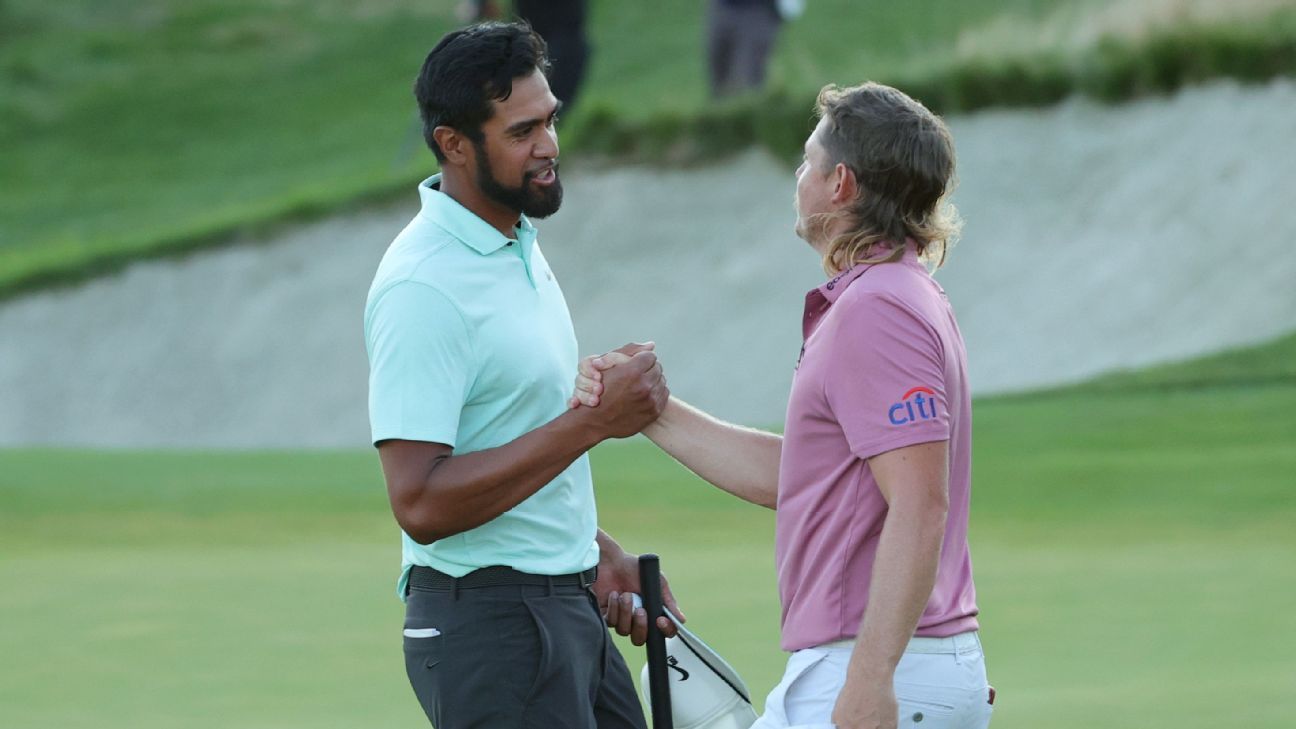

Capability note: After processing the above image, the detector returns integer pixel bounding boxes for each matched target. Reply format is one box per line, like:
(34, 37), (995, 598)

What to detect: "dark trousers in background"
(707, 0), (782, 98)
(403, 571), (646, 729)
(516, 0), (590, 109)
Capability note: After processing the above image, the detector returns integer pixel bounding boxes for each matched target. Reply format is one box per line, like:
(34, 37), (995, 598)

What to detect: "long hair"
(809, 83), (962, 275)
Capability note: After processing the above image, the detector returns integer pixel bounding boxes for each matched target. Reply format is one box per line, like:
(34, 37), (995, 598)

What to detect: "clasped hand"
(574, 342), (681, 644)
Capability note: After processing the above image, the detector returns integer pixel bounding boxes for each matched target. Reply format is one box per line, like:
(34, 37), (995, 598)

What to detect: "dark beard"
(474, 144), (563, 219)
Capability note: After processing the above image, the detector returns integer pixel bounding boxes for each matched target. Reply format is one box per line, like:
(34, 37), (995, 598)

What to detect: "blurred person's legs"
(707, 0), (739, 97)
(516, 0), (590, 109)
(731, 5), (779, 91)
(707, 0), (781, 98)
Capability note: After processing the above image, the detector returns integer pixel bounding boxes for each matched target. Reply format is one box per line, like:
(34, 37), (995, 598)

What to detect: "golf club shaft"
(639, 554), (673, 729)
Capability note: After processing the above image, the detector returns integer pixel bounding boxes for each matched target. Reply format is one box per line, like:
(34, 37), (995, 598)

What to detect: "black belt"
(408, 565), (598, 591)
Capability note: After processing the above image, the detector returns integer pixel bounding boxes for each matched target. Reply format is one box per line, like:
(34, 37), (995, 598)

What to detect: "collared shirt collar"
(817, 243), (920, 303)
(801, 242), (920, 340)
(417, 174), (538, 259)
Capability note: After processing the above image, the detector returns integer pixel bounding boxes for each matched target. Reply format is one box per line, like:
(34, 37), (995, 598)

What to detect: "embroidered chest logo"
(888, 386), (938, 425)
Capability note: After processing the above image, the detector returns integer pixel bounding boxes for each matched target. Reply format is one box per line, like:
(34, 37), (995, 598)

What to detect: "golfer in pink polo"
(577, 81), (992, 729)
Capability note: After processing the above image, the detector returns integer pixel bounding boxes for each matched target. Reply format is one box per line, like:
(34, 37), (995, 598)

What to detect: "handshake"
(566, 342), (669, 440)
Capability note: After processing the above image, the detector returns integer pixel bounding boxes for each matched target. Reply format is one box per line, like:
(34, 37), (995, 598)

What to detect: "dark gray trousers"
(706, 0), (782, 98)
(403, 580), (647, 729)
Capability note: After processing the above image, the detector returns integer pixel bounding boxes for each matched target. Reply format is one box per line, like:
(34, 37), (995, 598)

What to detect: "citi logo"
(888, 386), (938, 425)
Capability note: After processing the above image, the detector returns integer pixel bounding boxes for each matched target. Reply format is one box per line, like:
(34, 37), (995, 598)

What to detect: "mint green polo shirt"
(364, 174), (598, 600)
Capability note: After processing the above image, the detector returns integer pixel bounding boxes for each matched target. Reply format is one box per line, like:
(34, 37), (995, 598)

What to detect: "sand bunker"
(2, 79), (1293, 447)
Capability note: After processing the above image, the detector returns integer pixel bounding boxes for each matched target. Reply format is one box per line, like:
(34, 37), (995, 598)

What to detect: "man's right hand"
(568, 342), (653, 410)
(571, 344), (667, 440)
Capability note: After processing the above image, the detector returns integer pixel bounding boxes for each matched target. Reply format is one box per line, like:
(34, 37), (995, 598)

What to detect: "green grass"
(0, 0), (439, 297)
(3, 332), (1296, 728)
(4, 0), (1295, 297)
(578, 0), (1098, 121)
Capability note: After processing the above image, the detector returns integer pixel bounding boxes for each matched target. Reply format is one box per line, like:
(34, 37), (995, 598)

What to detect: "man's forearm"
(643, 396), (781, 508)
(846, 502), (947, 681)
(395, 409), (602, 543)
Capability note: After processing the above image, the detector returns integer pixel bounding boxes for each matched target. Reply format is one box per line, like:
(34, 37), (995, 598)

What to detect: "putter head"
(639, 610), (758, 729)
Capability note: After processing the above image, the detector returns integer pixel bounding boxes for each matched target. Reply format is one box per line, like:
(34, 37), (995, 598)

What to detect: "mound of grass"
(0, 0), (442, 301)
(576, 5), (1296, 164)
(2, 0), (1293, 299)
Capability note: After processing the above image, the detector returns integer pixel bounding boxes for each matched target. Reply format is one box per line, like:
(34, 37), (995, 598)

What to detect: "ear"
(433, 126), (471, 167)
(831, 163), (858, 206)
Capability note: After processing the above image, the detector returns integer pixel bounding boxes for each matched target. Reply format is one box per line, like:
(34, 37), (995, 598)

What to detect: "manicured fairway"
(3, 367), (1293, 728)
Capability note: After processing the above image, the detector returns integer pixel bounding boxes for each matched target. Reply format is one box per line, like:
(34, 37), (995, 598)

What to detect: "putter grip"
(639, 554), (673, 729)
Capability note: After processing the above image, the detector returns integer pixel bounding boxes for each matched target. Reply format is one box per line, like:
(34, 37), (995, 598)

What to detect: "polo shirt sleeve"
(366, 280), (475, 447)
(823, 292), (949, 460)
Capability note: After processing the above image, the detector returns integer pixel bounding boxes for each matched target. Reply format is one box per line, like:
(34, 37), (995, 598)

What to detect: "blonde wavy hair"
(806, 82), (962, 275)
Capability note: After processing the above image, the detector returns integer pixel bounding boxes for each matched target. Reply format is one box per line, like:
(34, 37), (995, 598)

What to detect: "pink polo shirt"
(776, 244), (979, 652)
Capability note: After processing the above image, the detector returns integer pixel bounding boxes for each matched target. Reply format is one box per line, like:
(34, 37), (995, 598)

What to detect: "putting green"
(2, 377), (1293, 727)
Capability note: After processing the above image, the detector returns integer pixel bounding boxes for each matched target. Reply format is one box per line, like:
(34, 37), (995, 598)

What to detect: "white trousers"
(750, 631), (993, 729)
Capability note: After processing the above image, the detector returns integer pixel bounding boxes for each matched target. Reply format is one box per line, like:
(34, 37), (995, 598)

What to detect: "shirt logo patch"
(888, 386), (938, 425)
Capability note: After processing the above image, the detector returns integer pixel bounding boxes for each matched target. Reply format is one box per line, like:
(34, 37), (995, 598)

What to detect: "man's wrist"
(595, 529), (627, 560)
(642, 396), (677, 440)
(847, 640), (901, 683)
(847, 660), (895, 682)
(557, 406), (606, 451)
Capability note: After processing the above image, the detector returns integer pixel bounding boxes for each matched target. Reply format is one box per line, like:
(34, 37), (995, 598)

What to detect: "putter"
(639, 553), (674, 729)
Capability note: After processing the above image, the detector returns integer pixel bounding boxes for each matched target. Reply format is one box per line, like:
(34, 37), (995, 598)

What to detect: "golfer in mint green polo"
(364, 23), (677, 729)
(367, 171), (597, 594)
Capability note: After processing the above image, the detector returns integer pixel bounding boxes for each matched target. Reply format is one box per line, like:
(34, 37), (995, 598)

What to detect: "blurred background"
(2, 1), (1294, 727)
